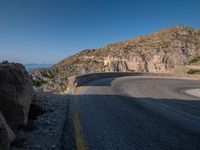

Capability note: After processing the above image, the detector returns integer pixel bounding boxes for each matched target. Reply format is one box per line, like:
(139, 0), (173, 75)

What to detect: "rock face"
(32, 25), (200, 92)
(0, 62), (33, 129)
(0, 111), (15, 150)
(0, 62), (34, 149)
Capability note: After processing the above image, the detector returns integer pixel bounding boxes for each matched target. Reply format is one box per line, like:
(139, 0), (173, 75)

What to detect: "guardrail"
(73, 72), (175, 87)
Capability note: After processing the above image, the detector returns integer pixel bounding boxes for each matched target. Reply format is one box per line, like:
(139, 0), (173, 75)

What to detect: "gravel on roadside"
(11, 91), (69, 150)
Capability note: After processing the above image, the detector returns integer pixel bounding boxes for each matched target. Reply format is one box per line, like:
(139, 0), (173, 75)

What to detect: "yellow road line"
(72, 86), (88, 150)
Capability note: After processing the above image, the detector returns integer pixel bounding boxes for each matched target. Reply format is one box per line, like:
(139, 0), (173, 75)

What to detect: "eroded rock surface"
(0, 111), (15, 150)
(0, 62), (33, 129)
(0, 62), (34, 149)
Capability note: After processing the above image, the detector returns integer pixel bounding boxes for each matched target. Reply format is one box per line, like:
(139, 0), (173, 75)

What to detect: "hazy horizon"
(0, 0), (199, 64)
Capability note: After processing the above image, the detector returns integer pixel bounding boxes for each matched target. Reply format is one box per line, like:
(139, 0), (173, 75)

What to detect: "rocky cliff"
(0, 62), (33, 149)
(32, 25), (200, 92)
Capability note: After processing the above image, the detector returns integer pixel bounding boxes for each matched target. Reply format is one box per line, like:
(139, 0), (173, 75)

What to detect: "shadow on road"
(73, 93), (200, 150)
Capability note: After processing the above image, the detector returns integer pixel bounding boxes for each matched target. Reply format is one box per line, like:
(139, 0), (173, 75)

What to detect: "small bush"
(129, 69), (135, 72)
(187, 69), (200, 74)
(188, 56), (200, 64)
(47, 75), (54, 79)
(34, 80), (47, 87)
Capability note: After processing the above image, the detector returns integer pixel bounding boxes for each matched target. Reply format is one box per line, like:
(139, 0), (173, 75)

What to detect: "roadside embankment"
(73, 72), (175, 87)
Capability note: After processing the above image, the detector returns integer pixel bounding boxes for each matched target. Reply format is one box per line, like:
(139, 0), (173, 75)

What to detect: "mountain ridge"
(25, 63), (53, 72)
(32, 25), (200, 92)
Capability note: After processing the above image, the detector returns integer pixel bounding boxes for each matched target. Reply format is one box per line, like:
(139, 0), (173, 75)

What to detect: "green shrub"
(188, 56), (200, 64)
(129, 69), (135, 72)
(187, 69), (200, 75)
(47, 75), (54, 79)
(34, 80), (47, 87)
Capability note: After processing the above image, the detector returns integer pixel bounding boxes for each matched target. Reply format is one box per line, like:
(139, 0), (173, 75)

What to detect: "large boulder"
(0, 62), (33, 129)
(0, 111), (15, 150)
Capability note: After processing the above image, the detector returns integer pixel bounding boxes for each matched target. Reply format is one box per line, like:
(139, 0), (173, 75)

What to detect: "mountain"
(25, 63), (53, 72)
(32, 25), (200, 92)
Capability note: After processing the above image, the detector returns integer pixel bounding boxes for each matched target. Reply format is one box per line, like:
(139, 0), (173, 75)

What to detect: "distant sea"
(25, 64), (53, 72)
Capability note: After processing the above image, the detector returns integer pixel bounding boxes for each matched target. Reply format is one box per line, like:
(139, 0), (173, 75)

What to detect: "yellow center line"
(72, 86), (88, 150)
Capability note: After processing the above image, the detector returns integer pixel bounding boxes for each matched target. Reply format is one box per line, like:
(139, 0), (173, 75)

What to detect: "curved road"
(65, 76), (200, 150)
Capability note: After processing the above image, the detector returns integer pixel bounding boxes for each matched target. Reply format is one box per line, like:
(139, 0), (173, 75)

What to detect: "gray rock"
(0, 63), (33, 129)
(0, 111), (15, 150)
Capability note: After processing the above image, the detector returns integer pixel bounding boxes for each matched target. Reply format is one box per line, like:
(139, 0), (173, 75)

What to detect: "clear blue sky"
(0, 0), (199, 64)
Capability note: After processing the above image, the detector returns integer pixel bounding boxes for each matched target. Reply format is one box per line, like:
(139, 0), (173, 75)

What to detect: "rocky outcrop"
(0, 62), (33, 129)
(32, 25), (200, 92)
(41, 76), (69, 93)
(0, 111), (15, 150)
(0, 62), (33, 149)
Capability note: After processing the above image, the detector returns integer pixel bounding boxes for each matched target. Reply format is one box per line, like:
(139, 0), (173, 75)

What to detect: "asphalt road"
(66, 76), (200, 150)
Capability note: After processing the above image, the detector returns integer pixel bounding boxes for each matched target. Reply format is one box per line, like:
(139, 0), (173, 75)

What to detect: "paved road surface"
(65, 76), (200, 150)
